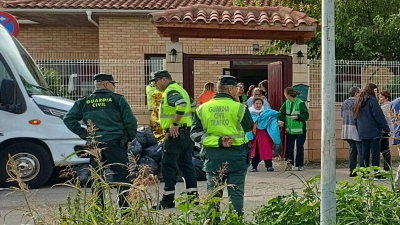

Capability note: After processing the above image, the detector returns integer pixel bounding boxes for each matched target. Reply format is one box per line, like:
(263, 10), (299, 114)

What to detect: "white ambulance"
(0, 24), (88, 188)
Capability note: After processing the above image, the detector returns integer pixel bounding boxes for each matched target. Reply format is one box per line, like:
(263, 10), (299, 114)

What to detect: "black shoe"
(152, 194), (175, 210)
(152, 200), (175, 210)
(182, 191), (199, 206)
(349, 172), (357, 177)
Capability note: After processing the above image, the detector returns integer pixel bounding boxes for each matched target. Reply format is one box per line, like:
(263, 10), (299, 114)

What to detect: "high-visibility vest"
(146, 84), (157, 110)
(197, 97), (248, 147)
(159, 83), (192, 130)
(285, 98), (304, 135)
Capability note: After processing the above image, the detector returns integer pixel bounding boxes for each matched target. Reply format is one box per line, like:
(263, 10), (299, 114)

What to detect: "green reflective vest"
(159, 83), (192, 130)
(146, 84), (157, 110)
(285, 98), (304, 135)
(197, 98), (248, 147)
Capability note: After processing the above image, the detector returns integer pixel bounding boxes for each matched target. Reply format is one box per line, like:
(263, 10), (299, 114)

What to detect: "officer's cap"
(93, 73), (118, 83)
(218, 75), (238, 86)
(149, 70), (171, 83)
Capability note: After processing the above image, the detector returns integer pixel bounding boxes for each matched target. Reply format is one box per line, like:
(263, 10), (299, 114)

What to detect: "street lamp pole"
(320, 0), (336, 224)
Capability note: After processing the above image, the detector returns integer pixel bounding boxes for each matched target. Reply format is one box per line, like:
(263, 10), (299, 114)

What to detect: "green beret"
(93, 73), (118, 83)
(218, 75), (237, 86)
(149, 70), (171, 82)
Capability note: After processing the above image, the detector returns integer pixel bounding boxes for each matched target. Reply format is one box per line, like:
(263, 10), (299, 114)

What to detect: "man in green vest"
(63, 73), (138, 210)
(190, 75), (253, 217)
(149, 70), (198, 210)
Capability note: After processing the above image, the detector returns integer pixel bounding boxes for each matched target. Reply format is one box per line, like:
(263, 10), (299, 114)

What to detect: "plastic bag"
(138, 155), (159, 175)
(105, 168), (114, 183)
(192, 146), (201, 159)
(142, 143), (163, 162)
(128, 138), (142, 156)
(136, 126), (158, 148)
(192, 157), (206, 181)
(74, 163), (91, 186)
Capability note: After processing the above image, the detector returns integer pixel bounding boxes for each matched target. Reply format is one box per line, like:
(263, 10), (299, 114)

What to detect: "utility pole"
(320, 0), (336, 224)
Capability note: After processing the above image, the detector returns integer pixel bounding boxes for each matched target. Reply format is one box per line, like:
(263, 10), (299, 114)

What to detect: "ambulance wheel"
(0, 143), (53, 189)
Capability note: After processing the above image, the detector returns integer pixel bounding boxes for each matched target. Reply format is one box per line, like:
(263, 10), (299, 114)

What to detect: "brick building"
(2, 0), (388, 161)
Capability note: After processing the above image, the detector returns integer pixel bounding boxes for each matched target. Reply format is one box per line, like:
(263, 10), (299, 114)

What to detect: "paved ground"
(0, 162), (390, 225)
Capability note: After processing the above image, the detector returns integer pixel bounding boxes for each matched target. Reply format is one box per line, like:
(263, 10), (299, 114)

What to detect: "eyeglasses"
(106, 82), (115, 87)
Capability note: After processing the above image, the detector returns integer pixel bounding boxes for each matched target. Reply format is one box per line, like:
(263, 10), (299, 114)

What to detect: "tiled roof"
(1, 0), (273, 9)
(150, 4), (318, 27)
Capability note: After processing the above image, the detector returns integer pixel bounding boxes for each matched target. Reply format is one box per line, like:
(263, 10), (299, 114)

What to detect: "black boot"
(152, 194), (175, 210)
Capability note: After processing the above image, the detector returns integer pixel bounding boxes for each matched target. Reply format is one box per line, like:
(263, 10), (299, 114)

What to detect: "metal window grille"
(36, 59), (165, 112)
(309, 60), (400, 107)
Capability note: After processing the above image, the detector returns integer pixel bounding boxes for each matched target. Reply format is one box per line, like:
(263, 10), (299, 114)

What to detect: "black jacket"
(356, 96), (390, 139)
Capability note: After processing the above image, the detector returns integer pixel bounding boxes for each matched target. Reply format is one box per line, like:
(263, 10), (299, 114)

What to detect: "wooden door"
(267, 61), (284, 111)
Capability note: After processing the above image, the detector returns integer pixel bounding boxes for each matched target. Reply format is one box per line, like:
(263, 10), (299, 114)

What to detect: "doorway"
(183, 54), (292, 110)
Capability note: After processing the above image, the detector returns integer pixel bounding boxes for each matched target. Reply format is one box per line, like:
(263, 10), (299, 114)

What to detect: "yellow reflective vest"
(159, 83), (193, 130)
(146, 84), (158, 110)
(196, 97), (248, 147)
(285, 98), (304, 134)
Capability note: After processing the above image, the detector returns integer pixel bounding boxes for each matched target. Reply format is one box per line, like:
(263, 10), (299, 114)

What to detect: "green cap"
(218, 75), (237, 86)
(149, 70), (171, 82)
(93, 73), (118, 83)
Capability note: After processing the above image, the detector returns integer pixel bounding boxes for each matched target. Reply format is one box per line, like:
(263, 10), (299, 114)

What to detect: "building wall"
(17, 25), (99, 59)
(98, 16), (269, 117)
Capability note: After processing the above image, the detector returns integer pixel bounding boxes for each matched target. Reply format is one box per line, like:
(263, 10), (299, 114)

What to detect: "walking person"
(341, 87), (363, 177)
(149, 70), (198, 209)
(63, 73), (138, 209)
(190, 75), (253, 216)
(391, 97), (400, 191)
(379, 90), (394, 171)
(246, 98), (281, 172)
(353, 83), (390, 179)
(246, 88), (271, 109)
(278, 87), (309, 171)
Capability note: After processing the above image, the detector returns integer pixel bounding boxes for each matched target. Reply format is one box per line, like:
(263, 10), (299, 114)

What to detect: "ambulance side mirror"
(0, 78), (16, 111)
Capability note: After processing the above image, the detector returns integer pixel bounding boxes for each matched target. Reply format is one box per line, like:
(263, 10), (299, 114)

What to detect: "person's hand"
(169, 125), (179, 138)
(222, 136), (233, 147)
(278, 120), (284, 127)
(290, 116), (297, 120)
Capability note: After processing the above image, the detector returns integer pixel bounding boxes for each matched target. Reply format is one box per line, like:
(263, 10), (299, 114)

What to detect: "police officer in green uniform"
(149, 70), (198, 210)
(63, 73), (138, 209)
(190, 75), (253, 216)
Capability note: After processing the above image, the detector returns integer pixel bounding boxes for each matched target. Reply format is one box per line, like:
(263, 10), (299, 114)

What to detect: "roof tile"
(150, 4), (318, 27)
(1, 0), (273, 9)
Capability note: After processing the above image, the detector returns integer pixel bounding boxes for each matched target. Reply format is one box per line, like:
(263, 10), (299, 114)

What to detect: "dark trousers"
(251, 144), (272, 169)
(206, 169), (247, 216)
(286, 130), (307, 167)
(380, 134), (392, 171)
(89, 137), (130, 209)
(361, 138), (381, 168)
(346, 140), (363, 173)
(162, 128), (197, 199)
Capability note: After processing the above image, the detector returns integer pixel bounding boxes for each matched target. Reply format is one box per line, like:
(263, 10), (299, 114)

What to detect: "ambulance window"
(0, 57), (12, 92)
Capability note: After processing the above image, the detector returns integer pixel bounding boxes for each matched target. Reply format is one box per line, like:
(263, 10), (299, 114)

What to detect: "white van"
(0, 24), (89, 188)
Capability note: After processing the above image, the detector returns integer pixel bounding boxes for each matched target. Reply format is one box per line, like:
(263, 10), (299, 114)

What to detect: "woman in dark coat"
(353, 83), (390, 178)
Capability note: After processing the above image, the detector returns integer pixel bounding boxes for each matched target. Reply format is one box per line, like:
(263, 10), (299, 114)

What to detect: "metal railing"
(37, 59), (165, 111)
(309, 60), (400, 108)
